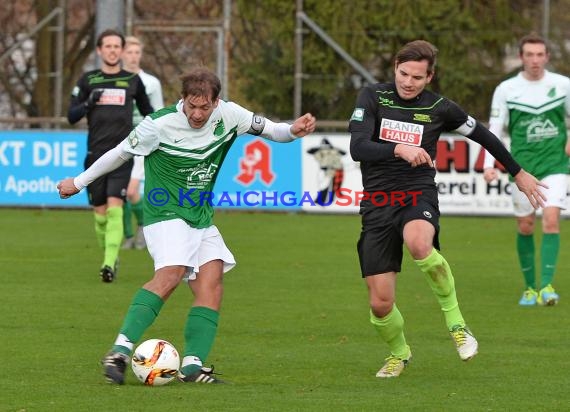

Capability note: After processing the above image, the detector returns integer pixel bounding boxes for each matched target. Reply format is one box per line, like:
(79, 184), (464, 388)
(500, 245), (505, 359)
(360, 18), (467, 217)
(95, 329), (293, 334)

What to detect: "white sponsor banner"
(301, 133), (569, 216)
(302, 134), (363, 213)
(435, 134), (514, 215)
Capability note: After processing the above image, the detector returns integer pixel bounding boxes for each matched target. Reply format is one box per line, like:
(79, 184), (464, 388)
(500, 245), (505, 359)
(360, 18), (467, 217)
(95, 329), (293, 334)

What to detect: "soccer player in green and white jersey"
(58, 68), (317, 384)
(484, 33), (570, 306)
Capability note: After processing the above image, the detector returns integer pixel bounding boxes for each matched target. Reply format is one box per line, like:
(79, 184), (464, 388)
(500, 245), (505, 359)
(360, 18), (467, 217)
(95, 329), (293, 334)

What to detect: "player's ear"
(426, 70), (434, 84)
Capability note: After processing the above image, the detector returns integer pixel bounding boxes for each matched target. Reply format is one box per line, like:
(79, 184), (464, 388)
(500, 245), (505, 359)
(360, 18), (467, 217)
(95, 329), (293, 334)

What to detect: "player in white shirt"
(58, 67), (316, 384)
(483, 33), (570, 306)
(121, 36), (165, 249)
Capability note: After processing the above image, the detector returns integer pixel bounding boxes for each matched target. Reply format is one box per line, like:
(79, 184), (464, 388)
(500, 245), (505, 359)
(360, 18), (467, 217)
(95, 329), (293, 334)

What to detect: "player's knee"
(369, 299), (393, 318)
(517, 217), (535, 234)
(407, 242), (433, 260)
(126, 190), (137, 201)
(542, 217), (560, 233)
(145, 266), (186, 299)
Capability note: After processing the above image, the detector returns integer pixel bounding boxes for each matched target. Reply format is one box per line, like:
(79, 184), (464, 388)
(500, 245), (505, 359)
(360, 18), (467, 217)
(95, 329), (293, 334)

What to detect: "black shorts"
(357, 191), (440, 277)
(84, 153), (133, 207)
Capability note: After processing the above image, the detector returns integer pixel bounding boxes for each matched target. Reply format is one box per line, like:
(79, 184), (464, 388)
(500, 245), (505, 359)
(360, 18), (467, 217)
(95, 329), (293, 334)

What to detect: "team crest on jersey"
(547, 87), (556, 98)
(213, 119), (225, 136)
(350, 108), (364, 121)
(379, 118), (423, 146)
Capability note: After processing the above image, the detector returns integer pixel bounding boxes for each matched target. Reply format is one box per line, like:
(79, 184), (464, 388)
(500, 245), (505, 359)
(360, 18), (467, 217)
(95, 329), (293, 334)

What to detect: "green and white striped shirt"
(123, 99), (254, 228)
(488, 70), (570, 179)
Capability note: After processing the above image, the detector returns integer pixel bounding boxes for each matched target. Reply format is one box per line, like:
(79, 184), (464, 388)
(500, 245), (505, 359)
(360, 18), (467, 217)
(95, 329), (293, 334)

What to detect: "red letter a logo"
(235, 139), (275, 186)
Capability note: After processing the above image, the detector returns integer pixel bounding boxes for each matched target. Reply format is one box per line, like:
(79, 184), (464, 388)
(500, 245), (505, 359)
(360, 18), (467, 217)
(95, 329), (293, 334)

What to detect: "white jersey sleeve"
(139, 70), (164, 111)
(122, 115), (161, 156)
(488, 82), (509, 133)
(565, 78), (570, 117)
(147, 77), (164, 110)
(221, 101), (296, 142)
(222, 101), (255, 135)
(484, 83), (509, 169)
(74, 145), (133, 190)
(260, 119), (297, 142)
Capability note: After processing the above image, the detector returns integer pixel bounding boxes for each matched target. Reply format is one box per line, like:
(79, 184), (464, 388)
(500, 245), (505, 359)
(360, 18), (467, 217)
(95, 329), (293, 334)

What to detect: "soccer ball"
(131, 339), (180, 386)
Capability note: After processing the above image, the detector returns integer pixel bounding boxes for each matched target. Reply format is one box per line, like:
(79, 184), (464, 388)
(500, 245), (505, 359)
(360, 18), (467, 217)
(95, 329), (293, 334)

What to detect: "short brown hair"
(96, 29), (125, 48)
(395, 40), (438, 74)
(519, 33), (549, 55)
(180, 68), (221, 101)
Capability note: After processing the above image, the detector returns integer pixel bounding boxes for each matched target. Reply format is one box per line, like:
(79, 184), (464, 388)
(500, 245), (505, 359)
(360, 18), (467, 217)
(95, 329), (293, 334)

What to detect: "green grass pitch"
(2, 208), (570, 411)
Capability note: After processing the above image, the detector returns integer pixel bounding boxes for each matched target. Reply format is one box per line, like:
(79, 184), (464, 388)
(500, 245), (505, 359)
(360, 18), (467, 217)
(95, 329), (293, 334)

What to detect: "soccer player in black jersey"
(68, 29), (154, 283)
(349, 40), (546, 378)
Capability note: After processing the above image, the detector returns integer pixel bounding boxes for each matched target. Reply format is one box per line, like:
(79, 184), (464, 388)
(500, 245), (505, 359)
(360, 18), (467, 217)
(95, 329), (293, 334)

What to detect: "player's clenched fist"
(291, 113), (316, 137)
(57, 178), (80, 199)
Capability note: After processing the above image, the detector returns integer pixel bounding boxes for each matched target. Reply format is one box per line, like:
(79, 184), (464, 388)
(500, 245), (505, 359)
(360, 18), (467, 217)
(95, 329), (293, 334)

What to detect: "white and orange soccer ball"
(131, 339), (180, 386)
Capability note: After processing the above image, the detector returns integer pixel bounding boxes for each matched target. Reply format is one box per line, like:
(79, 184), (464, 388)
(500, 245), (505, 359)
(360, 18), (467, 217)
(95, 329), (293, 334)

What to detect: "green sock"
(540, 233), (559, 288)
(131, 199), (144, 226)
(103, 206), (123, 268)
(94, 213), (107, 248)
(112, 288), (164, 355)
(180, 307), (219, 375)
(123, 202), (134, 239)
(517, 233), (536, 289)
(415, 248), (464, 330)
(369, 306), (409, 359)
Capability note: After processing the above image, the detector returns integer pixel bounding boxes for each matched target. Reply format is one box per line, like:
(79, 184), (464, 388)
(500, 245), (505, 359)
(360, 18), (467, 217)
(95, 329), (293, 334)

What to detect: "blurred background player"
(483, 33), (570, 306)
(67, 29), (154, 282)
(120, 35), (164, 250)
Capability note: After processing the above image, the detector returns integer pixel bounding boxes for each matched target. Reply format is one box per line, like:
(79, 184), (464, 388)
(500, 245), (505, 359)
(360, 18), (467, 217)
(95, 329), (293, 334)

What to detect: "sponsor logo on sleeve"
(350, 108), (365, 122)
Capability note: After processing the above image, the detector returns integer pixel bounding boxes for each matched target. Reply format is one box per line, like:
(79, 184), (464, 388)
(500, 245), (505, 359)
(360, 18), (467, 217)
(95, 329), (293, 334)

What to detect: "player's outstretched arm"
(513, 169), (548, 209)
(258, 113), (316, 143)
(57, 144), (133, 199)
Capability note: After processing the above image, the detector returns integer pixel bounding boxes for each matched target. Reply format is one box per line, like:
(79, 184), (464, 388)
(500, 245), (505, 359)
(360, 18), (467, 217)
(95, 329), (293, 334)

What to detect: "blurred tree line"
(2, 0), (570, 127)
